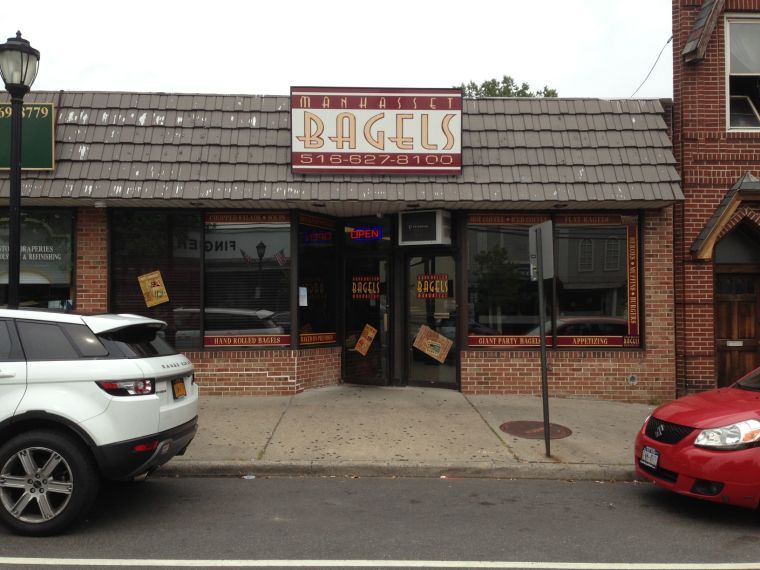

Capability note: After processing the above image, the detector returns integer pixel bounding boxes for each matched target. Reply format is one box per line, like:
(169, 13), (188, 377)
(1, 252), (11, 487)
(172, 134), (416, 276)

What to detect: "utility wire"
(630, 35), (673, 98)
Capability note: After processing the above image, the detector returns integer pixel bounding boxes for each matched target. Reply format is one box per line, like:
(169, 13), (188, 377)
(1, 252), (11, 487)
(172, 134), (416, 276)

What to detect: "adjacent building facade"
(673, 0), (760, 393)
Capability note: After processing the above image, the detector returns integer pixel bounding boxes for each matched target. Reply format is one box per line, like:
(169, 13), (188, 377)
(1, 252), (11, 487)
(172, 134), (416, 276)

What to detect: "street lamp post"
(0, 32), (40, 309)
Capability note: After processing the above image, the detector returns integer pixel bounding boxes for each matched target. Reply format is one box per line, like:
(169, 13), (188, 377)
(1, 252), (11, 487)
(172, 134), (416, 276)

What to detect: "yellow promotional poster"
(354, 323), (378, 356)
(138, 271), (169, 308)
(413, 325), (453, 364)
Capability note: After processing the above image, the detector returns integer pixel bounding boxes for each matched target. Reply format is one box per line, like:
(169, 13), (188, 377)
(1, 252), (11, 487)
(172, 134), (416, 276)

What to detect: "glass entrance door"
(344, 257), (390, 385)
(406, 253), (458, 387)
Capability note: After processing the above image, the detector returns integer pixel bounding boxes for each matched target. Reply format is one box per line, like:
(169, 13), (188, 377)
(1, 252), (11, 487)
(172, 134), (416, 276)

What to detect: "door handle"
(0, 371), (16, 378)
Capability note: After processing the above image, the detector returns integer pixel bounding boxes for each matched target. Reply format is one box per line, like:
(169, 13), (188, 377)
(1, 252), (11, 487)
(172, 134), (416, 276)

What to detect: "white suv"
(0, 309), (198, 536)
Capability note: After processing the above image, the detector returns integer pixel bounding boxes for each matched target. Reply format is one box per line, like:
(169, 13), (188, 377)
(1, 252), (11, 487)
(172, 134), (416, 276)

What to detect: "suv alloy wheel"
(0, 430), (99, 536)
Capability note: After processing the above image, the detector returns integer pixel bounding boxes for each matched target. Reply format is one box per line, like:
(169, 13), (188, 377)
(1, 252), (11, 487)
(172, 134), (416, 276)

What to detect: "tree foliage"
(457, 75), (558, 98)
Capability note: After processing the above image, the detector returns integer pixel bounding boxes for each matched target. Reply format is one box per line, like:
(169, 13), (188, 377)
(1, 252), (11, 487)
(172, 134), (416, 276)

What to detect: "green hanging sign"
(0, 102), (55, 171)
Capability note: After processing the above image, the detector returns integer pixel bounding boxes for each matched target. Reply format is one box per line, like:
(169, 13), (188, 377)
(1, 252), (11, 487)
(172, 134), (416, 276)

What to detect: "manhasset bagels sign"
(291, 87), (462, 175)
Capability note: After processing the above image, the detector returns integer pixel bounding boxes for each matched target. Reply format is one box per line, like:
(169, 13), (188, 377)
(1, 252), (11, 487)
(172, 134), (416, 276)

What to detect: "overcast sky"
(5, 0), (673, 99)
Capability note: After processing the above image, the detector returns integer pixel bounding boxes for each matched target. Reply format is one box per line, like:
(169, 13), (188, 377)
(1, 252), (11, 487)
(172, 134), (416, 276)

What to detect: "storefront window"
(466, 213), (641, 349)
(555, 224), (631, 342)
(298, 213), (337, 346)
(0, 208), (74, 310)
(467, 214), (546, 347)
(203, 213), (291, 347)
(110, 210), (202, 349)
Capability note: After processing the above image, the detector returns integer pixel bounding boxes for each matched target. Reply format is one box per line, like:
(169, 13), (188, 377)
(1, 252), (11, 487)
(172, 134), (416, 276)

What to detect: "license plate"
(641, 446), (659, 469)
(172, 378), (187, 399)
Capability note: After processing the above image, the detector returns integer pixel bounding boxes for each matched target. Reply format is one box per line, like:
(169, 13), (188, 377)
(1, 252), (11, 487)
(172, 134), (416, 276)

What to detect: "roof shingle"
(0, 92), (683, 212)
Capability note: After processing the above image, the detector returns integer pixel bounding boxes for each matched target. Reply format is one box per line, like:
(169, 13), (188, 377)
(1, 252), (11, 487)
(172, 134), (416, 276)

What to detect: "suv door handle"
(0, 370), (16, 378)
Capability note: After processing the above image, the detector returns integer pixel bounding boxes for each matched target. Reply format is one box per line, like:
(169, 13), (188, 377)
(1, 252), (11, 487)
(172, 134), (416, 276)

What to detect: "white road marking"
(1, 559), (759, 569)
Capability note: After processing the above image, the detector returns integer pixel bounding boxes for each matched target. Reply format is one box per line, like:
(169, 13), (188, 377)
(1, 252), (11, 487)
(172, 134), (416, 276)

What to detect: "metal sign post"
(529, 221), (554, 457)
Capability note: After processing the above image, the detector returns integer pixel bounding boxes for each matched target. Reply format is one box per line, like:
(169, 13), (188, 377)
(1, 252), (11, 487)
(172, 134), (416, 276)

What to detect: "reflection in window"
(298, 214), (337, 344)
(604, 238), (621, 271)
(555, 226), (628, 329)
(728, 20), (760, 129)
(0, 208), (74, 310)
(203, 213), (290, 346)
(467, 225), (541, 336)
(466, 216), (638, 347)
(110, 210), (202, 349)
(578, 239), (594, 272)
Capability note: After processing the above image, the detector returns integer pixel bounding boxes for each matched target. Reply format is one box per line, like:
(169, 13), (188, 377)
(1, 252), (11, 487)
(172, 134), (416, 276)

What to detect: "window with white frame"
(727, 18), (760, 129)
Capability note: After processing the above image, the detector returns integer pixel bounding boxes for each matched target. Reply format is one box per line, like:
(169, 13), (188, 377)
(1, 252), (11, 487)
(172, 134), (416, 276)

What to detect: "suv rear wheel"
(0, 430), (99, 536)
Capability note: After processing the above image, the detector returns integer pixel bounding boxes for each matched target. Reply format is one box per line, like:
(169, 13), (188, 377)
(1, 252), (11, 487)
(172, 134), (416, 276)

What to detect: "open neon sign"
(349, 226), (383, 241)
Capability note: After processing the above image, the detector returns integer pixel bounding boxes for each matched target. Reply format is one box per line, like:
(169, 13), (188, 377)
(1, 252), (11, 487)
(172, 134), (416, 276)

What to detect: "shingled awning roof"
(682, 0), (725, 64)
(691, 172), (760, 260)
(0, 91), (682, 217)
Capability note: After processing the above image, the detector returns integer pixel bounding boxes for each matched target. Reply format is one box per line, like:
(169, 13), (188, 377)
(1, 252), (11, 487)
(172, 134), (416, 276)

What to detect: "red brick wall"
(74, 207), (108, 313)
(461, 208), (676, 404)
(186, 347), (341, 396)
(673, 0), (760, 393)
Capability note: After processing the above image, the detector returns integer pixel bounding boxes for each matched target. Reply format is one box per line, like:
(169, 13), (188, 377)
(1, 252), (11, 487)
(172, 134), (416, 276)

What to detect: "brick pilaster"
(74, 207), (108, 313)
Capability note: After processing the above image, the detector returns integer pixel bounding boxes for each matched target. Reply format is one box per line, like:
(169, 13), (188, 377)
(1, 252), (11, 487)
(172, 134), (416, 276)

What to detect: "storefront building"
(673, 0), (760, 393)
(0, 88), (681, 402)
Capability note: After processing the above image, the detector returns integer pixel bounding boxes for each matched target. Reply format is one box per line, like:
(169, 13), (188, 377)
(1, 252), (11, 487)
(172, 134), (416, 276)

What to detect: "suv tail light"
(97, 379), (155, 396)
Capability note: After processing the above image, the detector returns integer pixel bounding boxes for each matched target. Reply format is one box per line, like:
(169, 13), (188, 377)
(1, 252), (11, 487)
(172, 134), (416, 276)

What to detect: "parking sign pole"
(530, 220), (553, 458)
(535, 227), (551, 457)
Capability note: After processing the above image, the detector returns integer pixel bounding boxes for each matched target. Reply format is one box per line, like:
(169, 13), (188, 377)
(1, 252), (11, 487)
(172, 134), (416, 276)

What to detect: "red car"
(635, 365), (760, 508)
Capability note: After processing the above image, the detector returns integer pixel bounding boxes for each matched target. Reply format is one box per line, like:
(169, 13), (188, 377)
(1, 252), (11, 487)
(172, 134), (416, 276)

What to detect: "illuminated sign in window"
(303, 229), (333, 244)
(349, 226), (382, 241)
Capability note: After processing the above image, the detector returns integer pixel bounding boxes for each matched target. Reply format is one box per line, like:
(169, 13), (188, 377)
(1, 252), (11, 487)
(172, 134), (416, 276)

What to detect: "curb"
(156, 460), (638, 482)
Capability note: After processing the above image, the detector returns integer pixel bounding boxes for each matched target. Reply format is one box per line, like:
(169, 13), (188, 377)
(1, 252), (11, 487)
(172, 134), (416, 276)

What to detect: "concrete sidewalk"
(160, 385), (654, 481)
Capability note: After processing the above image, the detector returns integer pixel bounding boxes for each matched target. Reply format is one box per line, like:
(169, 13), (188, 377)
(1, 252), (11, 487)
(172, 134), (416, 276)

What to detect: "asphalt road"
(1, 476), (759, 569)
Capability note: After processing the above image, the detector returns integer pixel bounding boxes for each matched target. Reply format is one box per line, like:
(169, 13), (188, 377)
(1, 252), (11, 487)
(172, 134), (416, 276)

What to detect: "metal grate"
(645, 417), (694, 444)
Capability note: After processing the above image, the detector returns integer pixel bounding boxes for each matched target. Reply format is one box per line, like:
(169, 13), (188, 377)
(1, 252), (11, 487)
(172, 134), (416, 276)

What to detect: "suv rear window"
(18, 321), (109, 360)
(99, 324), (177, 358)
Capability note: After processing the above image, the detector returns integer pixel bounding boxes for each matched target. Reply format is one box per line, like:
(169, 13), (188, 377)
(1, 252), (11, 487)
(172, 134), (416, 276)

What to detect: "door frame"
(713, 264), (760, 387)
(342, 252), (393, 386)
(402, 247), (461, 389)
